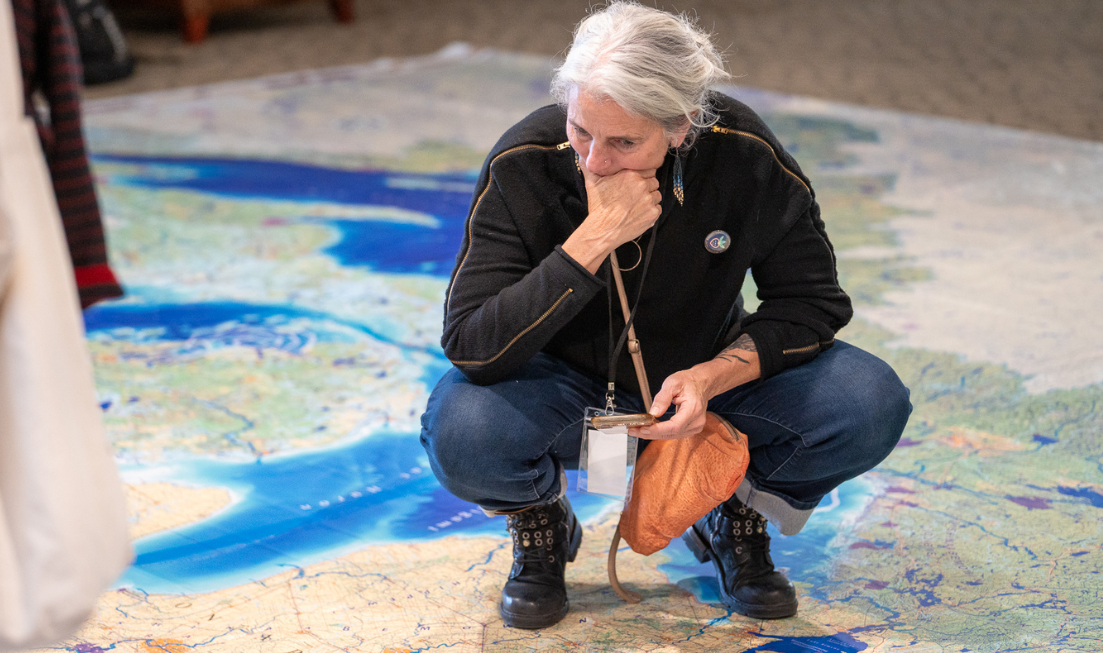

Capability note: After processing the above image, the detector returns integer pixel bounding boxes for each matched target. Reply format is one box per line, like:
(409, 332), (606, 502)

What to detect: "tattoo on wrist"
(716, 333), (757, 365)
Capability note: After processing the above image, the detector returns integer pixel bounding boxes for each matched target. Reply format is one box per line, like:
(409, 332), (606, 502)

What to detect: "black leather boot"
(499, 495), (582, 629)
(682, 495), (798, 619)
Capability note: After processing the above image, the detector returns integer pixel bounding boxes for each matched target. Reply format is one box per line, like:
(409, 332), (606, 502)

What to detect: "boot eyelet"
(549, 555), (555, 562)
(736, 546), (743, 554)
(535, 538), (543, 546)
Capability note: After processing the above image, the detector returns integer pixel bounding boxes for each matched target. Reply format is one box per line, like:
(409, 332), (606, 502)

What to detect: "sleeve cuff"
(551, 244), (605, 292)
(741, 322), (784, 380)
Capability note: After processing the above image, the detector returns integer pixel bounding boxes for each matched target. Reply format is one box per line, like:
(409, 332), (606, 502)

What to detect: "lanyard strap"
(605, 223), (659, 412)
(577, 151), (667, 414)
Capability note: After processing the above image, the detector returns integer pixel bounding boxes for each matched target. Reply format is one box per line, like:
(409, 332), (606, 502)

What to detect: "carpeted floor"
(46, 46), (1102, 652)
(93, 0), (1103, 142)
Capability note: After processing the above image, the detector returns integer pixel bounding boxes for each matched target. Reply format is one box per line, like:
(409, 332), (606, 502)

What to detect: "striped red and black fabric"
(13, 0), (123, 309)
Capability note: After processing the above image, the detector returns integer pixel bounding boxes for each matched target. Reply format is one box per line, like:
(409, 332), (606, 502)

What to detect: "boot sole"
(682, 523), (798, 620)
(500, 602), (569, 630)
(500, 510), (583, 629)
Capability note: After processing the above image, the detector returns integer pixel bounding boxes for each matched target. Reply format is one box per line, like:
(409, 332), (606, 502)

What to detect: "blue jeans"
(420, 341), (911, 535)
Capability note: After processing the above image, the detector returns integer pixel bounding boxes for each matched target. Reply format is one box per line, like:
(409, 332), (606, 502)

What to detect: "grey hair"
(551, 1), (730, 150)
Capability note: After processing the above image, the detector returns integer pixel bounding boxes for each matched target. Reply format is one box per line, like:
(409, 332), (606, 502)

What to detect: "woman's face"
(566, 87), (685, 177)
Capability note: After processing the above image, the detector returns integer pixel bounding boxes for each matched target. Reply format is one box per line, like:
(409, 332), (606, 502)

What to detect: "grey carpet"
(92, 0), (1103, 142)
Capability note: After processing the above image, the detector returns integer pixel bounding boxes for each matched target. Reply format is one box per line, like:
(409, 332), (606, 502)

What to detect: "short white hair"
(551, 1), (730, 149)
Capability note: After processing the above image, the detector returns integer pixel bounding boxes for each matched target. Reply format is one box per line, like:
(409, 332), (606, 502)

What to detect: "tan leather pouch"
(619, 412), (749, 556)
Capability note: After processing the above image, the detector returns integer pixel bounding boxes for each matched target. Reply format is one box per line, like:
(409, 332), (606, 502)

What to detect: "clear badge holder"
(577, 406), (639, 505)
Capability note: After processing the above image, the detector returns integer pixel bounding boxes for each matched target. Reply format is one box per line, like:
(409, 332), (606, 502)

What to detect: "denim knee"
(419, 374), (503, 505)
(844, 355), (912, 469)
(419, 364), (577, 511)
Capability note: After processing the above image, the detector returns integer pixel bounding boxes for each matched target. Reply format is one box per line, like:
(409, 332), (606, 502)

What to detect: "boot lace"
(507, 505), (559, 566)
(722, 503), (771, 560)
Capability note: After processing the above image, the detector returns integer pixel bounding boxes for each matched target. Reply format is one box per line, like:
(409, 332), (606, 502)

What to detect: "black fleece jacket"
(441, 93), (852, 395)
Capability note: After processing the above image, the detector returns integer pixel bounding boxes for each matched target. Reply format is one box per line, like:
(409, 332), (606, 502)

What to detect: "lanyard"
(604, 222), (659, 414)
(573, 151), (669, 414)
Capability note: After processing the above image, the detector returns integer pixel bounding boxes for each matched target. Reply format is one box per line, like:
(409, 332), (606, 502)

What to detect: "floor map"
(37, 46), (1102, 652)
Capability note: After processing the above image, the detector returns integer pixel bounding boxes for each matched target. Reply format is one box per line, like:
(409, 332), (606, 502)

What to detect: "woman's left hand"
(630, 369), (710, 440)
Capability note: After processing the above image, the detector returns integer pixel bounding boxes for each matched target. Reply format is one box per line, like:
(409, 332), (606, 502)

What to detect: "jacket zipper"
(782, 340), (833, 356)
(451, 288), (574, 367)
(711, 126), (810, 195)
(446, 142), (566, 313)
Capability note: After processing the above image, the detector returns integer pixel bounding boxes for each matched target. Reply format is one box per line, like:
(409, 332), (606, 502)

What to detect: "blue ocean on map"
(93, 154), (476, 276)
(93, 155), (871, 601)
(117, 427), (620, 594)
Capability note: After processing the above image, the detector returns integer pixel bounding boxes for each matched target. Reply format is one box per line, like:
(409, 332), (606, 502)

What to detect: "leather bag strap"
(607, 250), (645, 603)
(609, 251), (653, 411)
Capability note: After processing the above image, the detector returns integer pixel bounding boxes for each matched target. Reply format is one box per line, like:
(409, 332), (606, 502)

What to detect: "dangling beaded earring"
(673, 152), (685, 206)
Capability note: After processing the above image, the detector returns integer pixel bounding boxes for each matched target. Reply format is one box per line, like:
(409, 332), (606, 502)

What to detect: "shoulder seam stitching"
(445, 141), (570, 313)
(710, 126), (810, 195)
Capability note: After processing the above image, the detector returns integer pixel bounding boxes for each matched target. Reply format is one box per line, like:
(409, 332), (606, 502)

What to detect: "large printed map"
(34, 47), (1103, 652)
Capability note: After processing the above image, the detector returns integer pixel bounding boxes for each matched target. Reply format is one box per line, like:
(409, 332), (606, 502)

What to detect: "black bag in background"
(62, 0), (135, 85)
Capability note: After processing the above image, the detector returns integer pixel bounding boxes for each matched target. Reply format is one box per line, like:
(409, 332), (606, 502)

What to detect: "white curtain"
(0, 2), (132, 649)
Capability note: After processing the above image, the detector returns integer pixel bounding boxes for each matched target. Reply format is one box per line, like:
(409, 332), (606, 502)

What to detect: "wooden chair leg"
(329, 0), (354, 23)
(182, 12), (210, 43)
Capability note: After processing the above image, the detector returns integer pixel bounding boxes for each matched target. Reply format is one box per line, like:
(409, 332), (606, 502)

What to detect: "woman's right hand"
(562, 161), (662, 274)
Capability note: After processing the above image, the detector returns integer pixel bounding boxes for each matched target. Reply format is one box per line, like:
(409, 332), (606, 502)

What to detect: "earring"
(673, 153), (684, 206)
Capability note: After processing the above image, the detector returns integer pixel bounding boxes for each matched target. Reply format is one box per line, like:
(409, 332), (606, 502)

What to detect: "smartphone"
(590, 413), (657, 429)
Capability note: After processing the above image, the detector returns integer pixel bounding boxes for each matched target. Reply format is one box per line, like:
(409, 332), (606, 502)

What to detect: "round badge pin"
(705, 230), (731, 254)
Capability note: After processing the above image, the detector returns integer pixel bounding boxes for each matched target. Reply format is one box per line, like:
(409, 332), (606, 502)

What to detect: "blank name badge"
(577, 407), (638, 503)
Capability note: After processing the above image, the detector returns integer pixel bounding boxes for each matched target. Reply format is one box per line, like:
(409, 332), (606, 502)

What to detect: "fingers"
(579, 157), (597, 187)
(666, 402), (705, 433)
(586, 168), (658, 200)
(650, 385), (673, 417)
(642, 175), (661, 208)
(630, 371), (709, 440)
(634, 405), (705, 441)
(581, 166), (662, 246)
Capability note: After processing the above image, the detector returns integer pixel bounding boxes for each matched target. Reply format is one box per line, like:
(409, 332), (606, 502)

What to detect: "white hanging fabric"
(0, 1), (133, 649)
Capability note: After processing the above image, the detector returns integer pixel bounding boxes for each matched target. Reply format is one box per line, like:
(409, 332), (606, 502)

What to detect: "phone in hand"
(590, 413), (657, 429)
